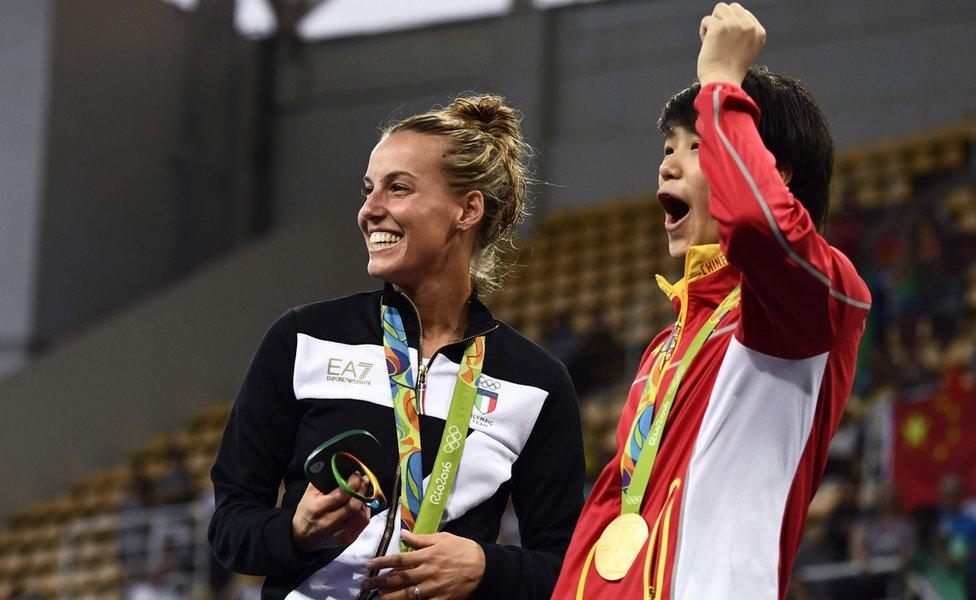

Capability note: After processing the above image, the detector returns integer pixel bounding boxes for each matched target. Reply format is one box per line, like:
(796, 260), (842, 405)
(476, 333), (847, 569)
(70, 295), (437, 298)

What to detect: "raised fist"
(697, 2), (766, 87)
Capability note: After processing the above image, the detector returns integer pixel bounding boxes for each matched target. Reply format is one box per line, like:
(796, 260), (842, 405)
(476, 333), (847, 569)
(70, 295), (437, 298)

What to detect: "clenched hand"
(698, 2), (766, 87)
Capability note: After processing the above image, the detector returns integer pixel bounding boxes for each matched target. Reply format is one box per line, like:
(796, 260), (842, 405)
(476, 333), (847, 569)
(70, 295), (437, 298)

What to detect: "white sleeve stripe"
(710, 86), (872, 311)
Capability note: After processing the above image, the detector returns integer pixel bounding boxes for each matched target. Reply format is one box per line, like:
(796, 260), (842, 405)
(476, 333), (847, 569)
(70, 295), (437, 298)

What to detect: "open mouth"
(658, 193), (690, 231)
(368, 231), (403, 250)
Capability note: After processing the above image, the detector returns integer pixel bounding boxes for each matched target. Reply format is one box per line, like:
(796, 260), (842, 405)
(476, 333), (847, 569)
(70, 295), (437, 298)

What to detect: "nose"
(659, 155), (681, 181)
(359, 189), (385, 223)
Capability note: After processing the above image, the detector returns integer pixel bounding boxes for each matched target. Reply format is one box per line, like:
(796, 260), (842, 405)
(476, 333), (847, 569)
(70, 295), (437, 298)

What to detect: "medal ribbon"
(619, 286), (740, 514)
(381, 305), (486, 550)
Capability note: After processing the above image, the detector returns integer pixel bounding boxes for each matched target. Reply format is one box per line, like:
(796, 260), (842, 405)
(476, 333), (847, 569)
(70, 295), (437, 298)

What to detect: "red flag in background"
(893, 370), (976, 510)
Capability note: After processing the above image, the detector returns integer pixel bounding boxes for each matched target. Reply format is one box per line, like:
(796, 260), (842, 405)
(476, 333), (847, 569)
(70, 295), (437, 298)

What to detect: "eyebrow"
(363, 171), (418, 184)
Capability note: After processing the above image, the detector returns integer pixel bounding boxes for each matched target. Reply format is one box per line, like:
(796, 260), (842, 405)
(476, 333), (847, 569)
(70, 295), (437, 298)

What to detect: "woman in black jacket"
(209, 94), (584, 600)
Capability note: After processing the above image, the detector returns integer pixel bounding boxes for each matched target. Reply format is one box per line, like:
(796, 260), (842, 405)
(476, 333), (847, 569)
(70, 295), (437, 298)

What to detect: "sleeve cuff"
(469, 542), (517, 600)
(262, 506), (318, 572)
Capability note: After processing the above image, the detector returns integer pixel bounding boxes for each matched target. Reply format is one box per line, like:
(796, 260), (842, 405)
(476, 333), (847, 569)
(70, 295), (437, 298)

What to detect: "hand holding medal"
(293, 429), (388, 554)
(305, 429), (388, 512)
(291, 472), (373, 554)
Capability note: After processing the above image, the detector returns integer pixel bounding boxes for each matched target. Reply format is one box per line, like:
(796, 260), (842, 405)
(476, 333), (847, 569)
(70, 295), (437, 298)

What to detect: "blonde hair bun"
(446, 95), (521, 144)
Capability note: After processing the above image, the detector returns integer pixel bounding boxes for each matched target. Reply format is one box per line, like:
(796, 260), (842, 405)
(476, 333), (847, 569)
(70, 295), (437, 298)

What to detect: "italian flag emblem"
(474, 389), (498, 414)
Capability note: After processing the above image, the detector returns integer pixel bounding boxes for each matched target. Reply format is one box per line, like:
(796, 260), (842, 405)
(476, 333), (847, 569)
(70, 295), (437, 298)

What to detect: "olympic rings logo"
(477, 376), (501, 391)
(442, 426), (463, 453)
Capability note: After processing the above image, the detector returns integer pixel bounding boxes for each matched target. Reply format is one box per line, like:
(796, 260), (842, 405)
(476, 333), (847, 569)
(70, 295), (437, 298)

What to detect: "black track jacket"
(209, 285), (585, 599)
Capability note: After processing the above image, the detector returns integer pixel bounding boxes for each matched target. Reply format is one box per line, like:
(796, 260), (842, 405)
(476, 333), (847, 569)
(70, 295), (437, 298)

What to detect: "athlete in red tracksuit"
(553, 5), (871, 599)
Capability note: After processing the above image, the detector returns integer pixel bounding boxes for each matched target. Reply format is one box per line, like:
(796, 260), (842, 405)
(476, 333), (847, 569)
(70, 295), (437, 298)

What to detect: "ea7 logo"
(326, 358), (374, 385)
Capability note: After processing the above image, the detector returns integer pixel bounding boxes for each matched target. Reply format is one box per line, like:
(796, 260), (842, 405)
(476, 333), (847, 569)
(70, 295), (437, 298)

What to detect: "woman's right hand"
(291, 473), (372, 554)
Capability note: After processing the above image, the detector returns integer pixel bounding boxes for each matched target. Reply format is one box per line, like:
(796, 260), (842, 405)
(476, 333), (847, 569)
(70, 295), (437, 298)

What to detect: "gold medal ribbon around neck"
(381, 304), (486, 551)
(591, 287), (740, 583)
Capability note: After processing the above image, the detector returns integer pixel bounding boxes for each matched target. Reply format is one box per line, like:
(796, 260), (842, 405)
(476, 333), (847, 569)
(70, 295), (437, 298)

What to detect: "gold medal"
(594, 513), (649, 581)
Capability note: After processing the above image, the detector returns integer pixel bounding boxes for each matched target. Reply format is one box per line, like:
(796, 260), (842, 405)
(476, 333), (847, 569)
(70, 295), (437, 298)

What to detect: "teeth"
(370, 232), (402, 245)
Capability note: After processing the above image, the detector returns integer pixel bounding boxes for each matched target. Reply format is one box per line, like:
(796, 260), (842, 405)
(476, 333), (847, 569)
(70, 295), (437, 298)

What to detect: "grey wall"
(0, 204), (373, 519)
(543, 0), (976, 205)
(273, 0), (976, 218)
(273, 10), (550, 221)
(0, 0), (52, 376)
(32, 0), (260, 347)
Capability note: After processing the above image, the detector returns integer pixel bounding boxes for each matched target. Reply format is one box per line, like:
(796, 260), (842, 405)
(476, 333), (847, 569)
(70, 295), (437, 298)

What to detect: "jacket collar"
(379, 281), (498, 342)
(655, 244), (738, 314)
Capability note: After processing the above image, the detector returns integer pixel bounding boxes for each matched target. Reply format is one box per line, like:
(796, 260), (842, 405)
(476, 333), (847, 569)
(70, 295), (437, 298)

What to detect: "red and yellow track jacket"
(552, 82), (871, 600)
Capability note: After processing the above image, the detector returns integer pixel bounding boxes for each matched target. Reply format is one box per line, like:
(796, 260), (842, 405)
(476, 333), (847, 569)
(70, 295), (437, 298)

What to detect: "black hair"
(657, 66), (835, 230)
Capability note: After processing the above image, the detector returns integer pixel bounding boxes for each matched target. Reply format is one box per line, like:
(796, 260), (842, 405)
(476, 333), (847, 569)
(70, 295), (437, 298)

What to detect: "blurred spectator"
(926, 268), (966, 351)
(119, 447), (199, 597)
(145, 447), (196, 594)
(825, 192), (866, 264)
(911, 508), (969, 600)
(791, 519), (834, 599)
(155, 445), (195, 505)
(825, 472), (860, 562)
(570, 309), (624, 397)
(9, 588), (46, 600)
(849, 483), (914, 598)
(542, 312), (579, 366)
(852, 483), (914, 565)
(939, 474), (976, 595)
(119, 456), (156, 579)
(126, 539), (184, 600)
(196, 479), (234, 599)
(964, 469), (976, 524)
(580, 398), (621, 484)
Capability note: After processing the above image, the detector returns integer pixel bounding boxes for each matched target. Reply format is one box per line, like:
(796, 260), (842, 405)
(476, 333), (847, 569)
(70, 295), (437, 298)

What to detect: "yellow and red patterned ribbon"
(381, 304), (485, 550)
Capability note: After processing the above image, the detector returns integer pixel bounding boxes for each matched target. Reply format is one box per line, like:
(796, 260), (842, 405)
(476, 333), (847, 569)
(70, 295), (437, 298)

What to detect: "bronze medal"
(594, 513), (649, 581)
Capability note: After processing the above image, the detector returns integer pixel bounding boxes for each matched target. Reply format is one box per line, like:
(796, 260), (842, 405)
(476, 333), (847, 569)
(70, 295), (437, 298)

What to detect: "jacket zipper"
(356, 460), (399, 600)
(399, 292), (498, 413)
(417, 362), (428, 413)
